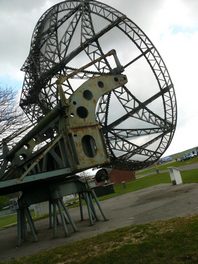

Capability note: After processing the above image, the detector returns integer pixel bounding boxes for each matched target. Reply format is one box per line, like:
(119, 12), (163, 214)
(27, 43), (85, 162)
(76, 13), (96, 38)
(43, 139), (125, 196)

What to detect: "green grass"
(0, 214), (17, 228)
(100, 168), (198, 201)
(1, 215), (198, 264)
(181, 169), (198, 183)
(0, 211), (44, 229)
(99, 172), (171, 200)
(136, 156), (198, 177)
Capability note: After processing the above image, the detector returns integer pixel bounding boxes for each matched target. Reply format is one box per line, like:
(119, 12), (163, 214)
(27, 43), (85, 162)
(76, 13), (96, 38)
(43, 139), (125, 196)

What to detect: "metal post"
(49, 200), (52, 229)
(84, 192), (94, 225)
(79, 193), (84, 221)
(57, 199), (69, 237)
(17, 209), (22, 246)
(60, 199), (77, 232)
(52, 202), (58, 238)
(88, 192), (98, 221)
(91, 189), (108, 221)
(24, 207), (38, 242)
(21, 208), (27, 241)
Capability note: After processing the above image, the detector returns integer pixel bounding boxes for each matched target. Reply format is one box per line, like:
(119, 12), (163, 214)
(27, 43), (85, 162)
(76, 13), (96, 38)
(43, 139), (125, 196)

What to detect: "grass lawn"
(99, 172), (171, 200)
(100, 167), (198, 201)
(0, 214), (17, 228)
(1, 215), (198, 264)
(0, 211), (39, 229)
(181, 169), (198, 183)
(136, 156), (198, 177)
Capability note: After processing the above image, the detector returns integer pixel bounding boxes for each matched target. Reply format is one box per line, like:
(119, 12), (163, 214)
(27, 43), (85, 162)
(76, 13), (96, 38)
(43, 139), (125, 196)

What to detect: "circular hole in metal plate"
(76, 106), (88, 118)
(98, 81), (104, 88)
(82, 135), (97, 157)
(83, 90), (93, 100)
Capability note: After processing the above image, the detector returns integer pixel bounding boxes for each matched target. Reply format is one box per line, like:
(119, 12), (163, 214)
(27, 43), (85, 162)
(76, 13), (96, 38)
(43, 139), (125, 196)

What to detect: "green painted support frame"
(16, 176), (107, 245)
(17, 207), (38, 246)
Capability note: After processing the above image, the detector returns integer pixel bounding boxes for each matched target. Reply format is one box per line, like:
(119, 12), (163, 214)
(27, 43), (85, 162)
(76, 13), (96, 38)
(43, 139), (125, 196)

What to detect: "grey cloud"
(0, 0), (49, 12)
(0, 0), (60, 72)
(105, 0), (163, 31)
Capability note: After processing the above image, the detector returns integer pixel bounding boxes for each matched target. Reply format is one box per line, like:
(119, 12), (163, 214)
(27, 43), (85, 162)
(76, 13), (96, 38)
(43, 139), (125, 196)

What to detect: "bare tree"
(0, 88), (22, 135)
(0, 87), (32, 150)
(0, 87), (33, 180)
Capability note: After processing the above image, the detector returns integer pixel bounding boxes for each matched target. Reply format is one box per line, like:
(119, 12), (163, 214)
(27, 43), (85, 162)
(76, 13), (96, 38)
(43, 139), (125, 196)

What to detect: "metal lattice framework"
(20, 0), (177, 170)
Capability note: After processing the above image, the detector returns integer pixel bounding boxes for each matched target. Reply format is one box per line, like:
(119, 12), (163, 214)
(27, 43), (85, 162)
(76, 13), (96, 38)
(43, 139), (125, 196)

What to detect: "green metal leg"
(57, 199), (69, 237)
(17, 209), (22, 246)
(60, 199), (77, 232)
(21, 208), (27, 241)
(88, 192), (98, 221)
(91, 189), (108, 221)
(84, 192), (94, 226)
(62, 210), (70, 224)
(59, 200), (70, 225)
(79, 193), (84, 221)
(52, 202), (57, 238)
(24, 207), (38, 242)
(49, 201), (53, 229)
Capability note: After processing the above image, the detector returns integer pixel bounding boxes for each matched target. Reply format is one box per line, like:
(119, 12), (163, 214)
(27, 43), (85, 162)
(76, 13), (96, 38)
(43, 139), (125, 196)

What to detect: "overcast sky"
(0, 0), (198, 157)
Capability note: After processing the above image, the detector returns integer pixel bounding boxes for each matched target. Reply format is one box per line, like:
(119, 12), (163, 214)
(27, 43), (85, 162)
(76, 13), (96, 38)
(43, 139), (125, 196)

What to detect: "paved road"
(0, 183), (198, 261)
